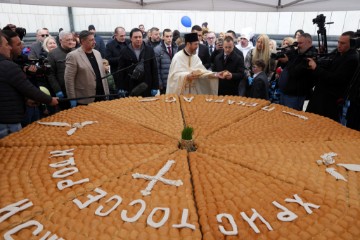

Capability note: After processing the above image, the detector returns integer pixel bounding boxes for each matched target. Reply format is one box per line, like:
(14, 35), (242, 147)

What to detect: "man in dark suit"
(212, 36), (245, 96)
(178, 25), (210, 69)
(210, 30), (244, 67)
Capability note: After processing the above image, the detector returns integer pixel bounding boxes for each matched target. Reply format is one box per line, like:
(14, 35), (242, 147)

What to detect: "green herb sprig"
(181, 126), (194, 140)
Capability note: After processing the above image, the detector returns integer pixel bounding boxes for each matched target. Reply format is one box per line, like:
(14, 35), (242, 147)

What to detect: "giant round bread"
(1, 94), (360, 240)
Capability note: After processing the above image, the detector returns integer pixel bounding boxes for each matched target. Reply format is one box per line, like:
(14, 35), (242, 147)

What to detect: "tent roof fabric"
(3, 0), (360, 12)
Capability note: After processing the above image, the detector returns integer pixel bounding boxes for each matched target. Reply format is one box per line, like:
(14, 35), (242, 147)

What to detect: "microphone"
(130, 82), (148, 96)
(102, 53), (163, 81)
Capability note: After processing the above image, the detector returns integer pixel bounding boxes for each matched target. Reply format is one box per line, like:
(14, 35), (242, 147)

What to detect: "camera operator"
(0, 32), (58, 139)
(278, 33), (317, 111)
(2, 30), (46, 125)
(306, 31), (359, 122)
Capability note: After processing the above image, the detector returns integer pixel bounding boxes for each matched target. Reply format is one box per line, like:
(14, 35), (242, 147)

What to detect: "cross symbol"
(132, 160), (183, 196)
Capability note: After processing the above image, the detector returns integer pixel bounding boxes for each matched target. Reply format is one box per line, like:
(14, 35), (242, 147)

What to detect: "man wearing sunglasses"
(29, 28), (50, 59)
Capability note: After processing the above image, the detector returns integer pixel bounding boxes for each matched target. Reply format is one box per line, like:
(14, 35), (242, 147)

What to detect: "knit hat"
(240, 33), (250, 40)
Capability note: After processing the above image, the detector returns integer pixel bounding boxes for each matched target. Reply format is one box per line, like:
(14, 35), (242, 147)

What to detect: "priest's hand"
(187, 72), (198, 80)
(187, 70), (201, 80)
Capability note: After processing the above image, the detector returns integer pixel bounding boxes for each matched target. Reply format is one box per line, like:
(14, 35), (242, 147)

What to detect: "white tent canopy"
(2, 0), (360, 12)
(1, 1), (359, 35)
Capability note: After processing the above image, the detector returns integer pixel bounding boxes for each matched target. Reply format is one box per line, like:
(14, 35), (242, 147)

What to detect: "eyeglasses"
(41, 34), (49, 37)
(207, 37), (215, 40)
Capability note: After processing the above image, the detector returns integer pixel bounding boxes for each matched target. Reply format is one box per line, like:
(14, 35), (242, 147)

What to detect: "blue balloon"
(181, 16), (192, 28)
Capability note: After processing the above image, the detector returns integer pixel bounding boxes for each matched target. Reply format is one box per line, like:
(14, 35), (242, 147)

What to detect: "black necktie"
(209, 45), (213, 55)
(224, 54), (227, 64)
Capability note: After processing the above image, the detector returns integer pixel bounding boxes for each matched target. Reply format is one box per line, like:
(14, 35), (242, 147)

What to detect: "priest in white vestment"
(166, 33), (221, 95)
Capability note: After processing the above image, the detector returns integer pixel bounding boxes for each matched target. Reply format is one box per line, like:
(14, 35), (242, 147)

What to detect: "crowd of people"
(0, 22), (359, 138)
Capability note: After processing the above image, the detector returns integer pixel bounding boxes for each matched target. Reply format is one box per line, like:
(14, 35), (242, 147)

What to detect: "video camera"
(26, 56), (51, 76)
(271, 42), (298, 60)
(312, 14), (326, 30)
(303, 50), (335, 69)
(350, 29), (360, 49)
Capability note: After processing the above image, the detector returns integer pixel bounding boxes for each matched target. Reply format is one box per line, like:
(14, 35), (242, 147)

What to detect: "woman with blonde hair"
(240, 34), (275, 96)
(42, 36), (57, 53)
(282, 37), (295, 47)
(218, 32), (225, 39)
(245, 34), (275, 78)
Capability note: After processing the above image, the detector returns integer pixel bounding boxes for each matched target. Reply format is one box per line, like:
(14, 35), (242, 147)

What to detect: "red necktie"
(167, 46), (172, 58)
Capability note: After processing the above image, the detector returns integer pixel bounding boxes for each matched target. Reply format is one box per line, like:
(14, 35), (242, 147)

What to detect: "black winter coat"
(306, 49), (359, 121)
(116, 43), (159, 97)
(279, 47), (317, 96)
(212, 50), (245, 96)
(0, 55), (52, 124)
(105, 39), (130, 73)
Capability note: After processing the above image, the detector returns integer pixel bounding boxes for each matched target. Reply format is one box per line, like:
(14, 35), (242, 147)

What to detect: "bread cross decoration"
(132, 160), (183, 196)
(37, 121), (98, 136)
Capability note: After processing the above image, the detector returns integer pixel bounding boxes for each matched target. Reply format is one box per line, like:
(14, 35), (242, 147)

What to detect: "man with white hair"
(47, 31), (76, 110)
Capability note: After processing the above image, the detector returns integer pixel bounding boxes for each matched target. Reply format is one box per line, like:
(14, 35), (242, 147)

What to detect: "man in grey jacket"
(154, 29), (178, 94)
(47, 31), (76, 109)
